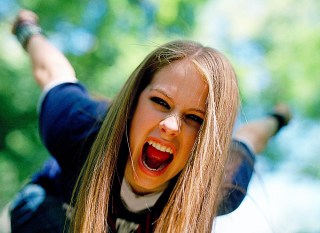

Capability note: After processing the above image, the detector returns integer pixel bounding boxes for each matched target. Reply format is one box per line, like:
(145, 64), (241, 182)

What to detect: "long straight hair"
(69, 40), (239, 233)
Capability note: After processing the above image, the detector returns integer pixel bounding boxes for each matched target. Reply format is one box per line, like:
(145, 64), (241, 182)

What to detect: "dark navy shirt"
(34, 82), (255, 222)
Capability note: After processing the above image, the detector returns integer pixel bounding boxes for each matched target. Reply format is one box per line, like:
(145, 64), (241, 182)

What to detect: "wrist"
(13, 20), (43, 50)
(268, 112), (288, 135)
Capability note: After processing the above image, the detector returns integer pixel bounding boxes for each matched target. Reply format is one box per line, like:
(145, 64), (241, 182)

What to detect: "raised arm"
(12, 10), (76, 89)
(11, 10), (111, 188)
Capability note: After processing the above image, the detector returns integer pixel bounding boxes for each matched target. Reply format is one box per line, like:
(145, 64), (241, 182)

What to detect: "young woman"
(10, 10), (290, 233)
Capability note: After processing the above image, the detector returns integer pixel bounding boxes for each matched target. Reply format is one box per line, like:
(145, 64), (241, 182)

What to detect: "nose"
(159, 114), (181, 136)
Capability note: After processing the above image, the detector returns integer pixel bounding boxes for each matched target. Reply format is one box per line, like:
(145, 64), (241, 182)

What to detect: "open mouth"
(141, 140), (174, 173)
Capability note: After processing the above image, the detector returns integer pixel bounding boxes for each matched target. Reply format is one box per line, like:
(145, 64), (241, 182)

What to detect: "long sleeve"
(39, 82), (109, 200)
(217, 140), (255, 215)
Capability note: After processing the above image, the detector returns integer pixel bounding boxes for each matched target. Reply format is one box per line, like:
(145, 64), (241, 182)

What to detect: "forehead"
(149, 59), (208, 109)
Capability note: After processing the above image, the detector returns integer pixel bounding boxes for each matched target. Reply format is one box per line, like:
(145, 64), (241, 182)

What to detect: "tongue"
(145, 144), (172, 170)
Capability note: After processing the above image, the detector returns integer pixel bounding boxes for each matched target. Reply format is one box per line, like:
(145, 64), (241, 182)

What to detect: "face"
(125, 59), (208, 194)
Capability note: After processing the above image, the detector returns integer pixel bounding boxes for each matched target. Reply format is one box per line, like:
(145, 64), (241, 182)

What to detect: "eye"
(185, 114), (204, 125)
(150, 97), (170, 110)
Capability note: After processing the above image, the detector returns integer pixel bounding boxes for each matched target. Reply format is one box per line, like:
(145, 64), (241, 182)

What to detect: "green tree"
(0, 0), (205, 209)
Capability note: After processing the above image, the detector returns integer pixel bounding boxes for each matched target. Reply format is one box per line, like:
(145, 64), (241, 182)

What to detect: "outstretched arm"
(234, 104), (292, 154)
(12, 10), (76, 89)
(218, 104), (292, 215)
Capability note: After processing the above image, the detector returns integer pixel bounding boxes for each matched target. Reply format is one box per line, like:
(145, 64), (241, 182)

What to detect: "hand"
(12, 10), (39, 35)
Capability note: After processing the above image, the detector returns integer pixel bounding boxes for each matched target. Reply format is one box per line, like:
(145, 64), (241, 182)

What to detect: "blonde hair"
(69, 40), (239, 233)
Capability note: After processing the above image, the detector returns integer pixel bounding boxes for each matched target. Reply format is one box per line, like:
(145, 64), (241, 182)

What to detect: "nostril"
(160, 123), (167, 133)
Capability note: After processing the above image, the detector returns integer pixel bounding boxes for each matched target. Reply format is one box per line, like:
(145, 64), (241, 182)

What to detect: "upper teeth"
(147, 140), (173, 154)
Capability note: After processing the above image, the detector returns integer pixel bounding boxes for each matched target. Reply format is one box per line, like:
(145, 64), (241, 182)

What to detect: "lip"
(138, 136), (176, 177)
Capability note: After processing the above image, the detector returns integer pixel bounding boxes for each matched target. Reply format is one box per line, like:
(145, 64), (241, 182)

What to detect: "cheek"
(131, 106), (156, 132)
(178, 129), (199, 166)
(173, 150), (192, 178)
(184, 127), (199, 149)
(129, 104), (158, 150)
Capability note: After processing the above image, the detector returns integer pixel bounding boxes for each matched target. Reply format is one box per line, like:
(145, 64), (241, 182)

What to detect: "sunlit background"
(0, 0), (319, 232)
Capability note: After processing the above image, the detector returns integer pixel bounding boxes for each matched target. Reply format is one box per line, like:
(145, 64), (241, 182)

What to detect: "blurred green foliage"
(0, 0), (206, 209)
(1, 0), (320, 215)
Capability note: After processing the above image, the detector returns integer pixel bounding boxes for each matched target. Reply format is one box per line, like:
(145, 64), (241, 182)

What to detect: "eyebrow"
(150, 87), (206, 115)
(192, 108), (206, 115)
(150, 87), (173, 100)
